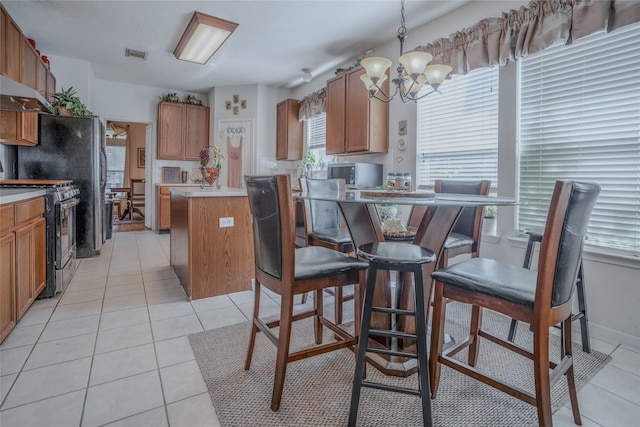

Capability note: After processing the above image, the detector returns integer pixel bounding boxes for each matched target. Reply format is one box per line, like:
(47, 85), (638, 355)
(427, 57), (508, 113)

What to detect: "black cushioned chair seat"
(294, 246), (368, 280)
(444, 232), (475, 250)
(358, 242), (436, 265)
(431, 257), (538, 306)
(310, 227), (353, 245)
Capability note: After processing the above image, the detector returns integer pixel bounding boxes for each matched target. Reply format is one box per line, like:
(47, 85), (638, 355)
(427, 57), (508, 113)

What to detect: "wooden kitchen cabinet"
(276, 99), (303, 160)
(0, 196), (45, 343)
(185, 105), (210, 160)
(0, 110), (38, 145)
(157, 102), (210, 160)
(157, 186), (171, 232)
(1, 4), (22, 82)
(15, 218), (45, 319)
(326, 66), (389, 155)
(22, 36), (38, 89)
(0, 233), (16, 343)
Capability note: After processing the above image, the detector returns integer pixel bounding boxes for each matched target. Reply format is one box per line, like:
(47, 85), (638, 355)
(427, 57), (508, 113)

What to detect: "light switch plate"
(219, 217), (234, 227)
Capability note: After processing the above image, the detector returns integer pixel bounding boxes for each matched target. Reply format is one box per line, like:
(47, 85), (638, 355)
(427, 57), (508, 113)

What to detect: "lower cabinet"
(0, 197), (46, 344)
(0, 233), (16, 343)
(157, 186), (171, 232)
(15, 217), (46, 319)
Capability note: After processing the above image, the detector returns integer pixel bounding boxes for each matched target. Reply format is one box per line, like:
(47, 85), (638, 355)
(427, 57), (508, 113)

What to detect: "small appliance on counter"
(327, 162), (383, 189)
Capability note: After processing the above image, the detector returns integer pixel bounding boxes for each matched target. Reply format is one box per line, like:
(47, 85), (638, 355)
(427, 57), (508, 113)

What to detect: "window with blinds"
(416, 66), (499, 190)
(306, 114), (332, 163)
(105, 146), (126, 189)
(518, 22), (640, 254)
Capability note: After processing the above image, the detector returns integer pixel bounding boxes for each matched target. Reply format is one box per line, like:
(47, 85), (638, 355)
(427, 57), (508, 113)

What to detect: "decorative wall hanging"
(217, 118), (254, 188)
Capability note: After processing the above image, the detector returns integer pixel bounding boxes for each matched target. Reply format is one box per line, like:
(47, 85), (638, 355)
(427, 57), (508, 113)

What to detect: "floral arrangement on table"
(199, 146), (224, 186)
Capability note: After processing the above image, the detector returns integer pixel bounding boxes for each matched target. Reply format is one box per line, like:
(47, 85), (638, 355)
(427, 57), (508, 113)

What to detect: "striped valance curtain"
(415, 0), (640, 75)
(298, 88), (326, 121)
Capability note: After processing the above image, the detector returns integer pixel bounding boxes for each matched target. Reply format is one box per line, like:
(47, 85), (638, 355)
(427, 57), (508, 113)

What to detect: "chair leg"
(532, 323), (553, 427)
(429, 281), (446, 398)
(412, 265), (434, 427)
(468, 305), (483, 367)
(335, 286), (344, 325)
(348, 264), (379, 427)
(271, 289), (295, 412)
(314, 289), (323, 345)
(245, 281), (262, 371)
(563, 316), (582, 425)
(576, 262), (591, 353)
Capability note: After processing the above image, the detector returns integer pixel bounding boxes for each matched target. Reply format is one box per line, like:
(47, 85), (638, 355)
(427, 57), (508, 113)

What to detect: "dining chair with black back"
(244, 174), (368, 412)
(429, 180), (600, 427)
(298, 177), (355, 324)
(434, 179), (491, 266)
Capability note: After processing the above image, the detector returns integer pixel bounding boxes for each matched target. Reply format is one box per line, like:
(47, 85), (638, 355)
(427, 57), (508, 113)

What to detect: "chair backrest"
(245, 175), (295, 281)
(537, 181), (600, 309)
(434, 179), (491, 240)
(299, 178), (345, 232)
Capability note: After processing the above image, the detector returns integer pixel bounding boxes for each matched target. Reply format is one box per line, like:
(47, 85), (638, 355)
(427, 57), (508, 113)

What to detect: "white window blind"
(416, 66), (499, 190)
(105, 145), (126, 189)
(307, 114), (326, 149)
(518, 22), (640, 254)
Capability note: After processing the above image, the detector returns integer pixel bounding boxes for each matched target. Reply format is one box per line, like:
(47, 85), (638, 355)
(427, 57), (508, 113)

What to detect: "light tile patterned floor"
(0, 230), (639, 426)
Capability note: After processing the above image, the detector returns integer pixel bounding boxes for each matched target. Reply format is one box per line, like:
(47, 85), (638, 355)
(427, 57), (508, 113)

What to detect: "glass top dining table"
(296, 189), (517, 377)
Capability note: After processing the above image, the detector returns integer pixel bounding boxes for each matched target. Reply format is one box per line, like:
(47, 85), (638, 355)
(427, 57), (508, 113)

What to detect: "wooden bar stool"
(348, 241), (436, 427)
(507, 228), (591, 353)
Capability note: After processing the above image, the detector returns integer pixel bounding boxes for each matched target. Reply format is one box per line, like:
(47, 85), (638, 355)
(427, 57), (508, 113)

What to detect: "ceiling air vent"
(125, 48), (148, 60)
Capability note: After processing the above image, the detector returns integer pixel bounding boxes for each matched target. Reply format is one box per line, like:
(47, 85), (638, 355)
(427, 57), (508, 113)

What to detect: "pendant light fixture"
(360, 0), (452, 103)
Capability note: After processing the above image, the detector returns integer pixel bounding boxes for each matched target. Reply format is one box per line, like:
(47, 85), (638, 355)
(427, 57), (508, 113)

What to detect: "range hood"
(0, 75), (53, 113)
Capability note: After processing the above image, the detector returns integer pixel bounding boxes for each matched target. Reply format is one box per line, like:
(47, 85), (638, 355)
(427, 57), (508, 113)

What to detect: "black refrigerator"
(18, 114), (106, 258)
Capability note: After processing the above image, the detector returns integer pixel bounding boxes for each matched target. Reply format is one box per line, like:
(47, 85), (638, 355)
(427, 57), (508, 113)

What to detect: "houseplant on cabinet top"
(51, 87), (92, 117)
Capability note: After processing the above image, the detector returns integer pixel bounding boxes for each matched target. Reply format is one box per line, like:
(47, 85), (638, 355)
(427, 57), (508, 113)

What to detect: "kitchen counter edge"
(169, 187), (247, 198)
(0, 189), (48, 204)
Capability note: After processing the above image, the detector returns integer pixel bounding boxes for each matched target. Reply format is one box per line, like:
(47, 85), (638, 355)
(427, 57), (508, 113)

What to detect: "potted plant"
(483, 205), (497, 234)
(50, 87), (92, 117)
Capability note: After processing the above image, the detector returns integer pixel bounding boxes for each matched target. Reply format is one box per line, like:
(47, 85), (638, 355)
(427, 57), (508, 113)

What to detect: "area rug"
(189, 302), (610, 427)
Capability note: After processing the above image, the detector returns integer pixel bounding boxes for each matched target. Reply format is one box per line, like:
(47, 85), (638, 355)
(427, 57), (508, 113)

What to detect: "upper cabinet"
(1, 5), (21, 82)
(326, 66), (389, 155)
(157, 102), (210, 160)
(0, 4), (56, 146)
(276, 99), (303, 161)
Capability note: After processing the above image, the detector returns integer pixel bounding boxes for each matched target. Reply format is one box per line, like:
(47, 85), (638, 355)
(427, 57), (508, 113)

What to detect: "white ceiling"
(3, 0), (470, 93)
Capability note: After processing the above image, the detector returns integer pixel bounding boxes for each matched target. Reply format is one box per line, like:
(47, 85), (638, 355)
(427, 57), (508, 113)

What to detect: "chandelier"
(360, 0), (452, 103)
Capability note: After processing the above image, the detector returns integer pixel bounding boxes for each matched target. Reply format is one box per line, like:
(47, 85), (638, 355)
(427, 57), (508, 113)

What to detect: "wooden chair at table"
(244, 174), (368, 412)
(130, 178), (146, 219)
(394, 180), (490, 342)
(298, 177), (355, 324)
(434, 179), (491, 267)
(429, 180), (600, 427)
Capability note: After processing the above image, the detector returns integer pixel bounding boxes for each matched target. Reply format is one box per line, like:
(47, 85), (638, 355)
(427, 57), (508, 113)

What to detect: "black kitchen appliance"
(18, 115), (106, 258)
(0, 180), (80, 297)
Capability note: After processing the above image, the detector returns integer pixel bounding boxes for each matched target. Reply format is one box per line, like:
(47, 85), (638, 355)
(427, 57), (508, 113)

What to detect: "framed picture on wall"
(137, 148), (146, 168)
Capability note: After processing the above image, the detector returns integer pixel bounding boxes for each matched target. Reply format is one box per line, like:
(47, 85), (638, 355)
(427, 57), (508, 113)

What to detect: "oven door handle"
(59, 198), (80, 209)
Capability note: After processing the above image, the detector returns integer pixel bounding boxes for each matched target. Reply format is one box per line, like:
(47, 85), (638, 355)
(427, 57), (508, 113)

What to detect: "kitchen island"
(169, 187), (253, 300)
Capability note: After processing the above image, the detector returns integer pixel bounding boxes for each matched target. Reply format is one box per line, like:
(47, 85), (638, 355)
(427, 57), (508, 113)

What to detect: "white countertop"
(0, 188), (47, 204)
(155, 183), (203, 187)
(169, 187), (247, 197)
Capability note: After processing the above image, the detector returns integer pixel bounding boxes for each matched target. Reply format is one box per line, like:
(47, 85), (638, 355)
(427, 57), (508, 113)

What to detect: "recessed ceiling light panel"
(174, 12), (239, 65)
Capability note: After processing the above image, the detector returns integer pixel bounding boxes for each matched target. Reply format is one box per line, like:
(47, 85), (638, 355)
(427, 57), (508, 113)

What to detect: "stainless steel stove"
(0, 180), (80, 297)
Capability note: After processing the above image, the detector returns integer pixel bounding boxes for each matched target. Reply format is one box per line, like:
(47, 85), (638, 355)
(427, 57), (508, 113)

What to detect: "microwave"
(327, 163), (383, 189)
